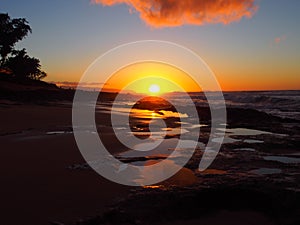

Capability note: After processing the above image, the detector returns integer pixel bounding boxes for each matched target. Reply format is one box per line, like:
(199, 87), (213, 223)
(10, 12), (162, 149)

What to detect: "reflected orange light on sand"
(103, 61), (202, 94)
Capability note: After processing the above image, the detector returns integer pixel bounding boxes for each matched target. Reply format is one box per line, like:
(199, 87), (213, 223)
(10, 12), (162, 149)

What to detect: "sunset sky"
(1, 0), (300, 91)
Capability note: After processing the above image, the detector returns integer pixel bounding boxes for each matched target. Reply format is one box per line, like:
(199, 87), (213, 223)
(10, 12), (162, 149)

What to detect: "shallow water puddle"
(46, 131), (73, 135)
(234, 148), (256, 152)
(218, 128), (271, 136)
(263, 156), (300, 164)
(250, 168), (282, 175)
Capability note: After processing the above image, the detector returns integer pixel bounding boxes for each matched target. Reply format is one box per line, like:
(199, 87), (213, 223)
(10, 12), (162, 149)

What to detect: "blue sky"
(1, 0), (300, 90)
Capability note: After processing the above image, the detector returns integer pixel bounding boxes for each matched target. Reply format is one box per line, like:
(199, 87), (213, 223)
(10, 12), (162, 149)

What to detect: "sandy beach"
(0, 101), (201, 224)
(0, 89), (299, 225)
(0, 103), (132, 225)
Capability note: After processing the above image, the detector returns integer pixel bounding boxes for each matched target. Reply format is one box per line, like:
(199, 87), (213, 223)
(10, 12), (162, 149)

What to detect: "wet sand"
(0, 102), (199, 224)
(0, 103), (131, 225)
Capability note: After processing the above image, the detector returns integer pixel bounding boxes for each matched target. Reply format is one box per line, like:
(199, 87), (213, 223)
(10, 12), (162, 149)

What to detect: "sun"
(148, 84), (160, 94)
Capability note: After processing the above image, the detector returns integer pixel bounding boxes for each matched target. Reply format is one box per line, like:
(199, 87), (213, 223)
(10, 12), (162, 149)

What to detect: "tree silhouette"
(0, 13), (32, 66)
(5, 49), (46, 80)
(0, 13), (46, 80)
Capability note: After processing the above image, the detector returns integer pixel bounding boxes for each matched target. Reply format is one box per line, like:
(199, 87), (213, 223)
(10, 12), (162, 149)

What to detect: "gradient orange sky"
(104, 62), (202, 94)
(2, 0), (300, 91)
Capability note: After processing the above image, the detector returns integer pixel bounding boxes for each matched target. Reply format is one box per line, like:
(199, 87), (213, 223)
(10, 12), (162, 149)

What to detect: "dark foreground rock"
(75, 181), (300, 225)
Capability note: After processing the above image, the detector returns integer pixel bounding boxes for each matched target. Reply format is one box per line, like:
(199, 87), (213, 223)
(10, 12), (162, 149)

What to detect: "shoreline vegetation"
(0, 76), (299, 225)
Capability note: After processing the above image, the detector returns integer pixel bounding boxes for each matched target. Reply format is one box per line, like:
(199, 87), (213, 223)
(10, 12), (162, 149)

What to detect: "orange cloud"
(92, 0), (258, 27)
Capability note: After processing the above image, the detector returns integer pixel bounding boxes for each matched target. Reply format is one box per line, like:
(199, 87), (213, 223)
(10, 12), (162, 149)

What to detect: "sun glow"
(102, 62), (202, 94)
(148, 84), (160, 94)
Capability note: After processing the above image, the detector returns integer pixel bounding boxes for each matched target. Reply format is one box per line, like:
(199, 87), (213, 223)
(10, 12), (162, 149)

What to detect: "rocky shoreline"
(69, 100), (300, 225)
